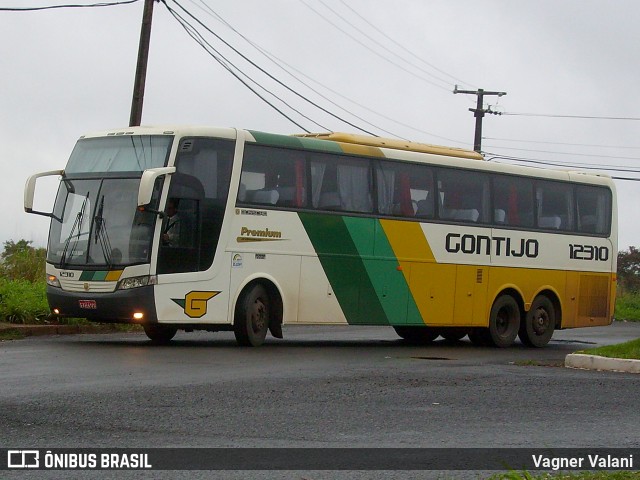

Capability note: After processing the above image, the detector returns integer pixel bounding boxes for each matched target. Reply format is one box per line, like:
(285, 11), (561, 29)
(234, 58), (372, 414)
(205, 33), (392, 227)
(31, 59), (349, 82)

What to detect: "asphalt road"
(1, 322), (639, 478)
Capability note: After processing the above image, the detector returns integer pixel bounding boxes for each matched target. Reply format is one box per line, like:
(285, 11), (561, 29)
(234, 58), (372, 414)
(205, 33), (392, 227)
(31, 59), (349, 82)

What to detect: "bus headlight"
(46, 274), (61, 288)
(117, 275), (157, 290)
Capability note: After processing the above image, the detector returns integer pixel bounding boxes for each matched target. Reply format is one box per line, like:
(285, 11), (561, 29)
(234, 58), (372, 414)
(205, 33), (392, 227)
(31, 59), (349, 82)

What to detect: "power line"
(483, 136), (640, 150)
(0, 0), (139, 11)
(503, 112), (640, 121)
(336, 0), (475, 89)
(483, 151), (640, 174)
(486, 154), (640, 182)
(483, 145), (640, 162)
(163, 2), (313, 132)
(186, 0), (468, 144)
(297, 0), (452, 93)
(186, 0), (408, 140)
(167, 0), (378, 136)
(315, 0), (454, 89)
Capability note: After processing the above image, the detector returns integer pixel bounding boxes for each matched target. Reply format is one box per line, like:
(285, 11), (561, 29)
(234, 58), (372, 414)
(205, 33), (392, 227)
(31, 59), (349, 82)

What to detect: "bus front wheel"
(519, 296), (555, 347)
(143, 324), (177, 344)
(488, 295), (520, 348)
(234, 284), (270, 347)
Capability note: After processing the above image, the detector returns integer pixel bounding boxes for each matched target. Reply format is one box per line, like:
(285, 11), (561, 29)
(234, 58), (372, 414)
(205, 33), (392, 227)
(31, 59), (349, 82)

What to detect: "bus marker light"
(133, 312), (144, 320)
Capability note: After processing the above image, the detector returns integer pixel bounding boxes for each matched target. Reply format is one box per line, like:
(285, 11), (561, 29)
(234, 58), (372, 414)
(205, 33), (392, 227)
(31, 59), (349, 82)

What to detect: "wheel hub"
(532, 308), (549, 335)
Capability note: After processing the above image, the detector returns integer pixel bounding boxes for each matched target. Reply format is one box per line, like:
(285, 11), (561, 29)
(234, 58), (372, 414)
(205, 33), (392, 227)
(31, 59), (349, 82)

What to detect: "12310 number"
(569, 244), (609, 261)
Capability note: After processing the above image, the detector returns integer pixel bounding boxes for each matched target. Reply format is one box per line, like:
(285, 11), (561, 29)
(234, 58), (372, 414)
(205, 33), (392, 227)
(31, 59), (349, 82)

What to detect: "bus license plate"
(79, 300), (97, 310)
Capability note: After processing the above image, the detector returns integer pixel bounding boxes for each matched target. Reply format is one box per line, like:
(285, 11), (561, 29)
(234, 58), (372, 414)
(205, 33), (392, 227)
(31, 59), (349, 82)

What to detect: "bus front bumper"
(46, 285), (157, 323)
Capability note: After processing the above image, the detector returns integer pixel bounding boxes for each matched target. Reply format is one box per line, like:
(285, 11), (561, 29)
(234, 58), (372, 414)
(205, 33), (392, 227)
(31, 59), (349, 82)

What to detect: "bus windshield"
(46, 135), (172, 268)
(66, 135), (172, 173)
(47, 177), (160, 268)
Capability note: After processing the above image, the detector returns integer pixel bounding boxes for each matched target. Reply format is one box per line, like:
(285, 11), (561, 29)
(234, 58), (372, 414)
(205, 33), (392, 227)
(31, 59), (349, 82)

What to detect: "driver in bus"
(162, 198), (181, 246)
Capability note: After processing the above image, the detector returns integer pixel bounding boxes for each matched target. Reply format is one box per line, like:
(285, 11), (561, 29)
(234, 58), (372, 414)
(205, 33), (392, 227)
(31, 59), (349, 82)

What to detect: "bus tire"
(393, 326), (439, 344)
(487, 295), (520, 348)
(143, 324), (177, 344)
(519, 295), (555, 348)
(234, 284), (270, 347)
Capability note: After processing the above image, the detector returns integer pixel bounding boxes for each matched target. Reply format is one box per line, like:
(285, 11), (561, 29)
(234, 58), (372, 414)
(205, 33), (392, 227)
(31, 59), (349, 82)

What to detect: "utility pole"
(453, 86), (506, 153)
(129, 0), (155, 127)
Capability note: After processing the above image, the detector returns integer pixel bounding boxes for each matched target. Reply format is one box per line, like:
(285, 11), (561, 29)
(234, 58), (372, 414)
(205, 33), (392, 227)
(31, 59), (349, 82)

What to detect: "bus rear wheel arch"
(519, 294), (556, 347)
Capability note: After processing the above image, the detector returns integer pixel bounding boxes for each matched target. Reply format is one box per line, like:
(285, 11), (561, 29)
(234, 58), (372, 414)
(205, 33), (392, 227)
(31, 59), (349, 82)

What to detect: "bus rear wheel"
(487, 295), (520, 348)
(234, 284), (270, 347)
(143, 324), (177, 344)
(394, 326), (439, 344)
(519, 296), (555, 347)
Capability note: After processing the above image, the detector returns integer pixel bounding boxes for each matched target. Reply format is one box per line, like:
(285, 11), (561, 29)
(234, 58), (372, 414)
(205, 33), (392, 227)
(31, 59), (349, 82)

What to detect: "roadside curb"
(0, 323), (124, 338)
(565, 353), (640, 374)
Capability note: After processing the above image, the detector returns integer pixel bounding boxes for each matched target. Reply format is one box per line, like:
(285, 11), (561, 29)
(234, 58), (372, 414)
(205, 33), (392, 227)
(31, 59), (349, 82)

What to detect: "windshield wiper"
(59, 193), (89, 268)
(93, 195), (113, 267)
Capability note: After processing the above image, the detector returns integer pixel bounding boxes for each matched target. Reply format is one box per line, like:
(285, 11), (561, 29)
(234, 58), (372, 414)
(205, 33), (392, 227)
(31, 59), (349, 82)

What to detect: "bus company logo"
(445, 233), (539, 258)
(237, 226), (284, 243)
(172, 291), (220, 318)
(8, 450), (39, 468)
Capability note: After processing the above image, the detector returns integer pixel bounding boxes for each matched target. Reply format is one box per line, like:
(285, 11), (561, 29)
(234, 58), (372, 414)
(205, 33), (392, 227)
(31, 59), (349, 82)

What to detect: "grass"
(578, 337), (640, 360)
(0, 278), (49, 323)
(488, 473), (638, 480)
(614, 292), (640, 321)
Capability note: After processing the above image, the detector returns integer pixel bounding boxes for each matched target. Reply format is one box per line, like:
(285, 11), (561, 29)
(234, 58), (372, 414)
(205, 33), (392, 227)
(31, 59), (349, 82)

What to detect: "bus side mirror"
(137, 167), (176, 207)
(24, 170), (64, 217)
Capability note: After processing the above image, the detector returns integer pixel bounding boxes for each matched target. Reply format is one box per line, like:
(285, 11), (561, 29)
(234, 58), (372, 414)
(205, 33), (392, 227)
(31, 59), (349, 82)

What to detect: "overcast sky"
(1, 0), (639, 249)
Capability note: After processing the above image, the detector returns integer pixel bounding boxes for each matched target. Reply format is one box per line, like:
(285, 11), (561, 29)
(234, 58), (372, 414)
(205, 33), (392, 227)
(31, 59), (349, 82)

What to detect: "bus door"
(154, 137), (235, 324)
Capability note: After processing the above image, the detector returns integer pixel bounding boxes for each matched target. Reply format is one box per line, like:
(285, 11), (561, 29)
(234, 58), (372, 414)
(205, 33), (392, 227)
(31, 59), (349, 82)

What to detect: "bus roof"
(296, 132), (483, 161)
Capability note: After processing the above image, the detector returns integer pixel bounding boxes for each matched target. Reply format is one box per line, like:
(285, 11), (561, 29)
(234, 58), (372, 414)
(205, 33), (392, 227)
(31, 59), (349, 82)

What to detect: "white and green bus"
(24, 126), (617, 347)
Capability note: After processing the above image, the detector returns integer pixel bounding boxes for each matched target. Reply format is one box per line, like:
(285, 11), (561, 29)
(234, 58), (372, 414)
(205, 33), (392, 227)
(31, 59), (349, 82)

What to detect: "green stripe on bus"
(79, 271), (94, 281)
(78, 271), (109, 281)
(343, 217), (422, 326)
(248, 130), (344, 154)
(298, 213), (388, 325)
(92, 271), (108, 281)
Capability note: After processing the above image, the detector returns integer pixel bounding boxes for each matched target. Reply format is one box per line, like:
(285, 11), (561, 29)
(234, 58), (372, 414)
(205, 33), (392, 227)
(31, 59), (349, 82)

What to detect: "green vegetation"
(614, 292), (640, 321)
(0, 240), (50, 323)
(0, 240), (69, 324)
(617, 247), (640, 294)
(0, 278), (49, 323)
(489, 472), (638, 480)
(579, 337), (640, 360)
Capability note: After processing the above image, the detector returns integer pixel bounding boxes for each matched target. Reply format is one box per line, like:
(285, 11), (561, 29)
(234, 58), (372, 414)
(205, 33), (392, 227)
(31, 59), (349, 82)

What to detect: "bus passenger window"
(376, 161), (433, 218)
(536, 181), (574, 231)
(437, 169), (489, 223)
(493, 176), (534, 227)
(239, 145), (306, 208)
(576, 185), (611, 235)
(310, 153), (372, 213)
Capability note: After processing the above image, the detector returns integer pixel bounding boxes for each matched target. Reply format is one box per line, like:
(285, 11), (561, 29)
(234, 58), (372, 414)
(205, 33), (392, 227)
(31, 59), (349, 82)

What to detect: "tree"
(0, 239), (46, 283)
(617, 247), (640, 293)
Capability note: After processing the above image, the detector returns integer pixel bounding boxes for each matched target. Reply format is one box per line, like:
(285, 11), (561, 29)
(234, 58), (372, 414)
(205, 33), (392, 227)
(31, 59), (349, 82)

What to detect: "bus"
(24, 126), (617, 347)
